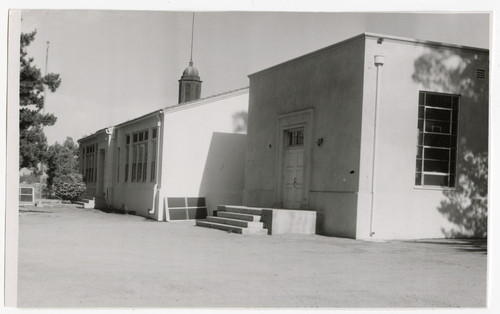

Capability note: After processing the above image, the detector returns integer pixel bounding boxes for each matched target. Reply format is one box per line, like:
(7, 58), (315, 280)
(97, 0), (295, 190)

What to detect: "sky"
(18, 10), (490, 145)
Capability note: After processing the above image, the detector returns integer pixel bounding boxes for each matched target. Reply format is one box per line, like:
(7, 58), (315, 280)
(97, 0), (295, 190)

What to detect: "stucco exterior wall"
(245, 37), (366, 238)
(78, 129), (113, 208)
(162, 90), (248, 217)
(357, 36), (488, 239)
(245, 33), (488, 239)
(78, 90), (248, 222)
(111, 115), (160, 219)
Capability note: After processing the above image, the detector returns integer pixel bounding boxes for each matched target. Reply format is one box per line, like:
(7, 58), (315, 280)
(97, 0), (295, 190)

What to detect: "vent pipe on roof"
(369, 55), (385, 238)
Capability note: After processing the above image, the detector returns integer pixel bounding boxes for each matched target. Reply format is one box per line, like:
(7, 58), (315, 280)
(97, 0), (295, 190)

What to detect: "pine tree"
(19, 30), (61, 170)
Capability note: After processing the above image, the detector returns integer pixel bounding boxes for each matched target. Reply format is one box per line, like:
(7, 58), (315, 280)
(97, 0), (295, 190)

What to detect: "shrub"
(53, 173), (86, 202)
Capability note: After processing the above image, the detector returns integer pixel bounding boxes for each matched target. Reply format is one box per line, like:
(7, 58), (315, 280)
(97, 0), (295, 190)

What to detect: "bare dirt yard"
(17, 203), (487, 308)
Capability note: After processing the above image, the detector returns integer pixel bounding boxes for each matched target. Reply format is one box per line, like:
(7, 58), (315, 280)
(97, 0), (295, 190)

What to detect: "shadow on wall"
(232, 111), (248, 133)
(199, 132), (247, 214)
(438, 142), (487, 238)
(412, 49), (488, 238)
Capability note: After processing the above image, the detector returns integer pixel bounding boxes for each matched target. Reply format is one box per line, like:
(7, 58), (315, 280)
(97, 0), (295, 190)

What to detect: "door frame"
(274, 108), (314, 209)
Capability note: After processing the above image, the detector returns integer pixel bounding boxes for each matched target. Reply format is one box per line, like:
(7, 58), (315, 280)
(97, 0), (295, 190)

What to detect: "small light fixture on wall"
(316, 138), (324, 147)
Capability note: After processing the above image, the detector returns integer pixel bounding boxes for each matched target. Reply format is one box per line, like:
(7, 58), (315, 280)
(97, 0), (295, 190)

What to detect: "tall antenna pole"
(38, 41), (50, 207)
(190, 12), (195, 64)
(43, 41), (49, 114)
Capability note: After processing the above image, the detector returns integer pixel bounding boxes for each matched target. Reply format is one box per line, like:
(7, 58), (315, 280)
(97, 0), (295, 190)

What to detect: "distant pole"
(42, 41), (49, 115)
(190, 12), (195, 63)
(37, 41), (50, 207)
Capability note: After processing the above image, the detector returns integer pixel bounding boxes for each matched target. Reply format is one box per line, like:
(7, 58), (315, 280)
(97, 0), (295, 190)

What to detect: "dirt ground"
(17, 203), (487, 308)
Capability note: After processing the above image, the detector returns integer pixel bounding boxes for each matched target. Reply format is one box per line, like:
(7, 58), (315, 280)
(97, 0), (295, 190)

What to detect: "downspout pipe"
(369, 55), (385, 237)
(149, 111), (163, 216)
(105, 127), (113, 208)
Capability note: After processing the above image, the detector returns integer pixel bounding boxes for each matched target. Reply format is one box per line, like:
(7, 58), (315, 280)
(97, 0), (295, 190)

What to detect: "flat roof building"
(243, 33), (488, 239)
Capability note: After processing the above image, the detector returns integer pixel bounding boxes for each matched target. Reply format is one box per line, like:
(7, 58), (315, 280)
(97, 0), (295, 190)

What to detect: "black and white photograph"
(2, 1), (499, 312)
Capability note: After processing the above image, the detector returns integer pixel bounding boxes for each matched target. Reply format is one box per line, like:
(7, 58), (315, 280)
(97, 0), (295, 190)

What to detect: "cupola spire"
(178, 12), (202, 103)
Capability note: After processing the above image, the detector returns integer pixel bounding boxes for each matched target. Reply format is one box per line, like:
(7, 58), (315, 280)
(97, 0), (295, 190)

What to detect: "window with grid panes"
(84, 144), (96, 183)
(125, 135), (130, 182)
(131, 130), (148, 182)
(132, 145), (137, 181)
(151, 128), (157, 181)
(285, 128), (304, 147)
(415, 91), (459, 188)
(117, 147), (120, 182)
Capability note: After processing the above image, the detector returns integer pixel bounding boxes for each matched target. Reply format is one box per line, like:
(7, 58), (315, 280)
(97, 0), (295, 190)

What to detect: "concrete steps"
(218, 211), (261, 222)
(223, 205), (263, 215)
(196, 220), (267, 234)
(75, 197), (95, 209)
(207, 216), (264, 228)
(196, 205), (268, 235)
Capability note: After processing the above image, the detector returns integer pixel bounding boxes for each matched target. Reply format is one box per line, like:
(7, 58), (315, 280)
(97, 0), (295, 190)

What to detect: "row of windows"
(121, 128), (158, 183)
(126, 129), (152, 145)
(86, 92), (459, 190)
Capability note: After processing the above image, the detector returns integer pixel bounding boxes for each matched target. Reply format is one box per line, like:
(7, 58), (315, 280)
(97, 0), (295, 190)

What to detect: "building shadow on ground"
(410, 239), (487, 254)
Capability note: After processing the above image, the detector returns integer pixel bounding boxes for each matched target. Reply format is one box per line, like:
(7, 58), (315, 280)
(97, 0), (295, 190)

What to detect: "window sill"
(413, 185), (457, 191)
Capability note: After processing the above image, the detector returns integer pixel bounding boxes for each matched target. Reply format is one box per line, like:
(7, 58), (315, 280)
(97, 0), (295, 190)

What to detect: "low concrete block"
(262, 208), (317, 235)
